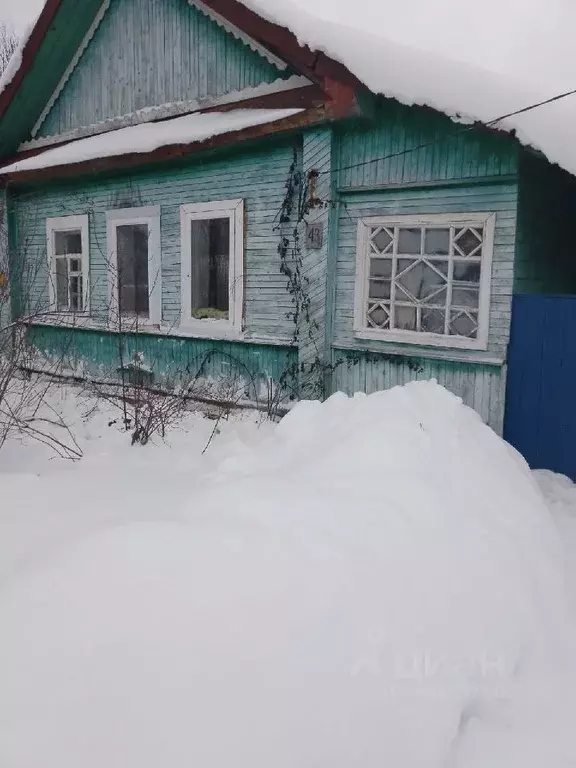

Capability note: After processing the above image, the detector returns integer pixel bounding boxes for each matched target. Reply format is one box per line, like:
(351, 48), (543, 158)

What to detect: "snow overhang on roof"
(0, 108), (304, 176)
(2, 0), (576, 177)
(238, 0), (576, 177)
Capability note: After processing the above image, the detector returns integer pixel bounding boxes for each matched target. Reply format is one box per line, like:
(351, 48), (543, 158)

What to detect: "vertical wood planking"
(514, 154), (576, 295)
(331, 350), (504, 431)
(39, 0), (288, 139)
(336, 100), (518, 190)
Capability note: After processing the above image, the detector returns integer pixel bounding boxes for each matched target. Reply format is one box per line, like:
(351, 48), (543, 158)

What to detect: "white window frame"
(180, 199), (244, 338)
(46, 215), (90, 314)
(106, 206), (161, 327)
(353, 212), (496, 351)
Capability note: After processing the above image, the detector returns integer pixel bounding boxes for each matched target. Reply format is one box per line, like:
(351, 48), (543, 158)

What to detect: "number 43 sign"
(306, 222), (324, 250)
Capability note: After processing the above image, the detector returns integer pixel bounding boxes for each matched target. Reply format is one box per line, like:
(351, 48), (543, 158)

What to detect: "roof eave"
(0, 104), (348, 184)
(0, 0), (367, 138)
(0, 0), (64, 122)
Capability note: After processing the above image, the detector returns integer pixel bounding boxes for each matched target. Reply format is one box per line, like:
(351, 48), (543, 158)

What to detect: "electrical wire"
(320, 85), (576, 177)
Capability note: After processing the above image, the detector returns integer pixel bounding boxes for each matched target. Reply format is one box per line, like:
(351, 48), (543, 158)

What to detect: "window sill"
(341, 335), (504, 366)
(177, 320), (243, 341)
(354, 328), (488, 352)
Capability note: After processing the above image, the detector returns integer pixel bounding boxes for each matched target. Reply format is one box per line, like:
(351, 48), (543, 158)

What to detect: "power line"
(320, 85), (576, 177)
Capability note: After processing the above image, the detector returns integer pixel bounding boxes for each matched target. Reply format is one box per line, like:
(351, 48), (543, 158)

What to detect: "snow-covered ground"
(1, 380), (576, 767)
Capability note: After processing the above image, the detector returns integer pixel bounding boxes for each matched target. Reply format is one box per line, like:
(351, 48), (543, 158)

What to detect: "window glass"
(117, 224), (149, 316)
(55, 230), (82, 255)
(49, 222), (86, 313)
(363, 220), (487, 341)
(55, 258), (69, 311)
(190, 218), (230, 320)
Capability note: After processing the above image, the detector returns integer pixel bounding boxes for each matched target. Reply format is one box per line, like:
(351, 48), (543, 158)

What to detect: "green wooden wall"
(10, 95), (536, 433)
(26, 323), (296, 403)
(336, 100), (518, 189)
(11, 138), (300, 342)
(514, 153), (576, 294)
(322, 100), (520, 432)
(298, 128), (334, 397)
(331, 351), (504, 431)
(38, 0), (289, 140)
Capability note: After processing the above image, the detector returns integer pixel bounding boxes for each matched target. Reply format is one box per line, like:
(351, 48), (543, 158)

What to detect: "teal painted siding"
(334, 182), (518, 360)
(331, 350), (505, 432)
(514, 153), (576, 294)
(11, 139), (300, 342)
(325, 102), (520, 432)
(38, 0), (289, 140)
(26, 324), (297, 402)
(336, 99), (518, 189)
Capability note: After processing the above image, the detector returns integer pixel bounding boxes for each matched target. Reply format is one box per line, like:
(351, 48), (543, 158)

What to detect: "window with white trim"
(354, 213), (495, 349)
(106, 207), (161, 326)
(46, 215), (89, 313)
(180, 199), (244, 336)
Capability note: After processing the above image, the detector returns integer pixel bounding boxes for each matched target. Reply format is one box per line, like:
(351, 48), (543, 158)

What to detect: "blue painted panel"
(504, 294), (576, 478)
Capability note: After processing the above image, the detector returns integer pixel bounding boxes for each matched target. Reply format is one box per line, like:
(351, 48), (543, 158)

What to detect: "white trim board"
(353, 212), (496, 352)
(188, 0), (288, 71)
(31, 0), (111, 139)
(180, 198), (244, 339)
(106, 206), (162, 327)
(46, 214), (90, 315)
(20, 75), (312, 152)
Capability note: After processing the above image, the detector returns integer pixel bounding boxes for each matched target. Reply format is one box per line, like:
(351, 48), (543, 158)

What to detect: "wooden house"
(1, 0), (576, 475)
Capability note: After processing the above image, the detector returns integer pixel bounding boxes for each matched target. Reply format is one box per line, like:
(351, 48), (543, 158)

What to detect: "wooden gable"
(0, 0), (364, 172)
(32, 0), (296, 145)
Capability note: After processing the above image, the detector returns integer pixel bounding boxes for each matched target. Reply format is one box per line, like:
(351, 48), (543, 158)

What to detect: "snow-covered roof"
(239, 0), (576, 177)
(0, 108), (303, 174)
(2, 0), (576, 176)
(0, 12), (38, 99)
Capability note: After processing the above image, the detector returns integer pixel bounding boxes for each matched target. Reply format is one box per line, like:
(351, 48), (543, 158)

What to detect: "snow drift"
(0, 381), (575, 767)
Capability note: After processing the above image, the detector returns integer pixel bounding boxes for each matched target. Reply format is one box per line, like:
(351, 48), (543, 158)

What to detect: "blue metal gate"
(504, 294), (576, 480)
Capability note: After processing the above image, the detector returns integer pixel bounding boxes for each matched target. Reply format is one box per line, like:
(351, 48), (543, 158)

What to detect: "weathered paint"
(333, 182), (518, 361)
(298, 127), (334, 396)
(38, 0), (290, 140)
(336, 99), (519, 189)
(331, 348), (506, 433)
(514, 152), (576, 294)
(323, 102), (519, 431)
(26, 323), (297, 402)
(10, 137), (300, 342)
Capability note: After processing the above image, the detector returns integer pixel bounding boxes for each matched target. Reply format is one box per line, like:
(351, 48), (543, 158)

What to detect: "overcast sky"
(2, 0), (575, 90)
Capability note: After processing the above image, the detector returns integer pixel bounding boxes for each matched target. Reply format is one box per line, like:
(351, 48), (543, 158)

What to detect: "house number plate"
(306, 222), (324, 249)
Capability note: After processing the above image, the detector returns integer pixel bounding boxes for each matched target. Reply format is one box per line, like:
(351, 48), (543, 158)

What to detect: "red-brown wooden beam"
(1, 106), (332, 183)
